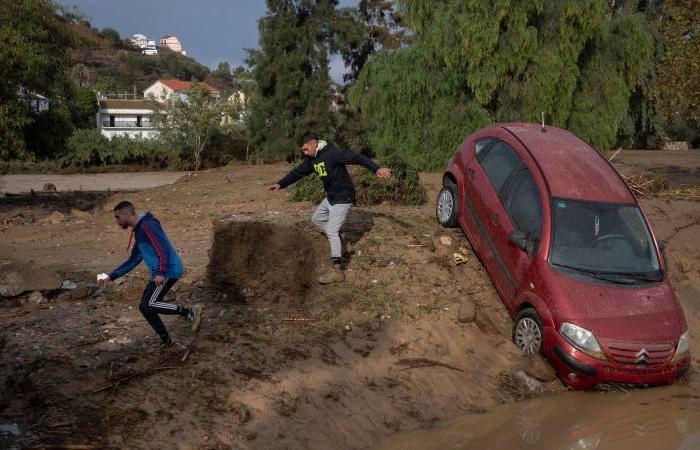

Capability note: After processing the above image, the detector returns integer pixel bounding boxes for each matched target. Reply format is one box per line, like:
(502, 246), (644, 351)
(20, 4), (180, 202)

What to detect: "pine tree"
(246, 0), (338, 161)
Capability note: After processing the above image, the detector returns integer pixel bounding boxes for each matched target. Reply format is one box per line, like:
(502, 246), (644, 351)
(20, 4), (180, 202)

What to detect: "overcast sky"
(58, 0), (357, 82)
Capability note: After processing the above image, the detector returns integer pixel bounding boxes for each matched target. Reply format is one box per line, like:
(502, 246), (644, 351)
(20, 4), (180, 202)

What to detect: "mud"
(0, 163), (698, 449)
(207, 219), (317, 303)
(0, 171), (186, 194)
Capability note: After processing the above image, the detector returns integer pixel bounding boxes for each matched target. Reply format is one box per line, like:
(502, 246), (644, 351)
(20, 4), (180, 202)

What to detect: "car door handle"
(468, 168), (475, 181)
(491, 213), (500, 226)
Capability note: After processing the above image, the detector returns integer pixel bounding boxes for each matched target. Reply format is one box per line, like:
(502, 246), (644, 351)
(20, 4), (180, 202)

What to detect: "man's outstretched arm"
(269, 158), (314, 190)
(337, 148), (392, 179)
(109, 244), (143, 280)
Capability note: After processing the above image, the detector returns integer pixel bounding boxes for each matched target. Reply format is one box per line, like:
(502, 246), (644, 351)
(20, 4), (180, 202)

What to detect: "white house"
(159, 35), (187, 55)
(129, 33), (158, 55)
(17, 89), (49, 113)
(143, 79), (221, 102)
(96, 99), (156, 139)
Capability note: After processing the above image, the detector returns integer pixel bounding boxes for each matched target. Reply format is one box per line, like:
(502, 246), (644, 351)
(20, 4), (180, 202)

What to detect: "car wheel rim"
(514, 318), (542, 354)
(437, 189), (454, 223)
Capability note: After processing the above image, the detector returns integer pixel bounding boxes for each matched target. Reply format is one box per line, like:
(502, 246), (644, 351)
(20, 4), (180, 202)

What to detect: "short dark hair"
(298, 131), (319, 146)
(113, 201), (135, 214)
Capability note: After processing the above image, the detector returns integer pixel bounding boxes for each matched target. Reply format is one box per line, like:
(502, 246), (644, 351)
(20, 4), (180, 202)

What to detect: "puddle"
(370, 385), (700, 450)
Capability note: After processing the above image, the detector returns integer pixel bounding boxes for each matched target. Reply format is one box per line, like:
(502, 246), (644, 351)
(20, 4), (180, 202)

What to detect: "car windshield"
(549, 198), (661, 282)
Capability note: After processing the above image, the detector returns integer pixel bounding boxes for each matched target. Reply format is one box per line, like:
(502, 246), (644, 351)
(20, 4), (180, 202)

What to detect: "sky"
(58, 0), (357, 82)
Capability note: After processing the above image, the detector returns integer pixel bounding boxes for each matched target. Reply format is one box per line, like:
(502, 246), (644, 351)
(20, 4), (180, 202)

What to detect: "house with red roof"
(143, 79), (221, 102)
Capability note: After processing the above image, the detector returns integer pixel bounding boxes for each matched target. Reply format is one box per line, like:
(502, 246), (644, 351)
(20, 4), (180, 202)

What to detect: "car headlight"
(560, 322), (606, 360)
(672, 330), (690, 362)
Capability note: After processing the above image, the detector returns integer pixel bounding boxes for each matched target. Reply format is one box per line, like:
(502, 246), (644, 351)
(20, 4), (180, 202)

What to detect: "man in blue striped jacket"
(105, 201), (203, 348)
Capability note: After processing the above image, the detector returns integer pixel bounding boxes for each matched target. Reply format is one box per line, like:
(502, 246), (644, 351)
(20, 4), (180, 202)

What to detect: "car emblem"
(635, 348), (650, 364)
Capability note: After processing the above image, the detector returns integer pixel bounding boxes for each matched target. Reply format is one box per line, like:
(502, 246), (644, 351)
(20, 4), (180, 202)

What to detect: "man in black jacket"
(269, 131), (392, 284)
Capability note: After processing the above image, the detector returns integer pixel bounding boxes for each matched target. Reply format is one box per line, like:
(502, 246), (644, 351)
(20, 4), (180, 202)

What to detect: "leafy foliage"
(0, 0), (79, 159)
(350, 0), (656, 169)
(63, 129), (172, 168)
(289, 153), (425, 205)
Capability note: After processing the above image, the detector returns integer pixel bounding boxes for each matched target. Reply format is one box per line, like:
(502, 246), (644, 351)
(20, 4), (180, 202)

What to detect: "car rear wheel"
(436, 183), (459, 228)
(513, 308), (544, 355)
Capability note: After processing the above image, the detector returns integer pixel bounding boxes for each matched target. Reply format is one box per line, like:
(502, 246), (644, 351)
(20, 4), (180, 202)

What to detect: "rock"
(48, 211), (65, 225)
(439, 235), (453, 246)
(0, 262), (62, 297)
(42, 183), (57, 192)
(525, 354), (557, 382)
(514, 370), (544, 394)
(58, 284), (91, 301)
(70, 209), (92, 219)
(457, 302), (476, 323)
(474, 310), (500, 335)
(28, 291), (48, 305)
(61, 280), (77, 290)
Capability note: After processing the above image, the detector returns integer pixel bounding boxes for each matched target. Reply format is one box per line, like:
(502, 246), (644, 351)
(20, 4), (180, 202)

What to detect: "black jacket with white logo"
(278, 142), (380, 205)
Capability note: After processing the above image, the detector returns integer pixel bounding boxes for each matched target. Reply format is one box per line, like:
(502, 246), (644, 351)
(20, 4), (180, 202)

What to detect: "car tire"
(512, 308), (545, 355)
(436, 183), (459, 228)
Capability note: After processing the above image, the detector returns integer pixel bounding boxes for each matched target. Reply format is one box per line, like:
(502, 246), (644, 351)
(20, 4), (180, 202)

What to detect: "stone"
(514, 370), (544, 394)
(48, 211), (65, 225)
(439, 235), (453, 246)
(71, 209), (92, 219)
(62, 280), (77, 290)
(42, 183), (57, 192)
(28, 291), (48, 305)
(0, 262), (62, 297)
(457, 302), (476, 323)
(525, 354), (557, 382)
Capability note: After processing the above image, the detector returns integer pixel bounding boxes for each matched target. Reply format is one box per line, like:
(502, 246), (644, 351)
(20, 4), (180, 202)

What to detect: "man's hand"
(153, 275), (165, 286)
(268, 183), (281, 191)
(376, 167), (392, 179)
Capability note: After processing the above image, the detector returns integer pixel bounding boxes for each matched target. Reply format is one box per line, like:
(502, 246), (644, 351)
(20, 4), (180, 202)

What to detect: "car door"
(459, 138), (495, 256)
(465, 140), (523, 302)
(497, 166), (544, 306)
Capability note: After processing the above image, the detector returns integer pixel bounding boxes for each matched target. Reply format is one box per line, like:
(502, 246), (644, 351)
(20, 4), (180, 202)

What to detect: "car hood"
(550, 270), (684, 342)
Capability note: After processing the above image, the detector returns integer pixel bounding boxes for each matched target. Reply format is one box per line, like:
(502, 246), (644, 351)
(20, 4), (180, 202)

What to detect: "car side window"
(505, 168), (543, 242)
(479, 141), (523, 195)
(474, 138), (494, 156)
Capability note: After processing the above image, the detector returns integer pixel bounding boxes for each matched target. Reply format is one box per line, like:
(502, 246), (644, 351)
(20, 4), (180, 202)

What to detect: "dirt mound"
(206, 219), (317, 303)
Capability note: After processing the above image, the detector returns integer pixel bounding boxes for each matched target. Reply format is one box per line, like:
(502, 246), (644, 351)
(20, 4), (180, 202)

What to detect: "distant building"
(159, 35), (187, 55)
(96, 98), (156, 140)
(129, 33), (158, 55)
(17, 88), (49, 113)
(144, 79), (221, 102)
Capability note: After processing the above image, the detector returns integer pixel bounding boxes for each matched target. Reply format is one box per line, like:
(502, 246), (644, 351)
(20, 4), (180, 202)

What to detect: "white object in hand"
(97, 273), (109, 282)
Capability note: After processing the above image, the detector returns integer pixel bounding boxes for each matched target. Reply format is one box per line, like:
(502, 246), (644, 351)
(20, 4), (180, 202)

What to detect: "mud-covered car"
(437, 122), (690, 389)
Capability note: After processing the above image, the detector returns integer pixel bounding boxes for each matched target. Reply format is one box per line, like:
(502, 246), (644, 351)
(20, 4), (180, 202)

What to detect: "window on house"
(109, 115), (115, 127)
(137, 115), (142, 127)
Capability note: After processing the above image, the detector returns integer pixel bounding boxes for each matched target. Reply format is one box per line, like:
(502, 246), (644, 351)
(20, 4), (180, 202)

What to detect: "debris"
(453, 252), (468, 265)
(96, 273), (109, 283)
(58, 284), (91, 301)
(623, 172), (669, 195)
(48, 211), (66, 225)
(0, 261), (62, 297)
(457, 302), (476, 323)
(439, 235), (452, 246)
(396, 357), (465, 373)
(514, 370), (544, 393)
(71, 209), (92, 219)
(42, 182), (57, 192)
(499, 370), (544, 399)
(28, 290), (48, 305)
(0, 422), (20, 436)
(62, 280), (78, 290)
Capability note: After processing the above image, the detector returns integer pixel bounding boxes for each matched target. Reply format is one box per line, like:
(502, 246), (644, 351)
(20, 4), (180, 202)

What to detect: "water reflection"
(370, 386), (700, 450)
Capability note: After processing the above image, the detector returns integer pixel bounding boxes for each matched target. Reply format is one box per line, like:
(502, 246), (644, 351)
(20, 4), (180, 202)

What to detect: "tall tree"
(350, 0), (654, 169)
(246, 0), (338, 161)
(0, 0), (78, 159)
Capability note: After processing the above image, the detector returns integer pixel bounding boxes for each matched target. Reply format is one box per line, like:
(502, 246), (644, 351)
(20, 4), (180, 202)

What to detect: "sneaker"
(318, 264), (345, 285)
(160, 337), (175, 350)
(187, 304), (204, 332)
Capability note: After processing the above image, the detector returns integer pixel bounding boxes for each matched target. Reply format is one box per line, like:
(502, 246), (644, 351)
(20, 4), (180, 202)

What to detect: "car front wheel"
(513, 308), (544, 354)
(436, 184), (459, 228)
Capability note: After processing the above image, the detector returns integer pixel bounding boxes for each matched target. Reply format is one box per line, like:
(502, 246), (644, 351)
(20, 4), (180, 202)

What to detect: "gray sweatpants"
(312, 198), (352, 259)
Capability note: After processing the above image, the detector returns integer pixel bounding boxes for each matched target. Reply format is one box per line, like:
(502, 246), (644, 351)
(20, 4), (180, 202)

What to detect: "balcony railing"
(102, 120), (152, 128)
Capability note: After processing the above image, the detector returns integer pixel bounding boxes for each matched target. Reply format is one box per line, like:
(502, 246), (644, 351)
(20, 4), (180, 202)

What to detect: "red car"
(437, 123), (690, 389)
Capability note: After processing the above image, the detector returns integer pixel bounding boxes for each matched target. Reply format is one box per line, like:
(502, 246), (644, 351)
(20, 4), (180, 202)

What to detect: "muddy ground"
(1, 152), (699, 449)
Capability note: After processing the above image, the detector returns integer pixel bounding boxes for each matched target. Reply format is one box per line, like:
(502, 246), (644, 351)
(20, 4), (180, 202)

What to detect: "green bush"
(63, 129), (174, 168)
(288, 154), (425, 206)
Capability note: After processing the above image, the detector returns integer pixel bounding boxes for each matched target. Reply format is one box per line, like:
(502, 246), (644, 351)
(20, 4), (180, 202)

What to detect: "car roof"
(496, 123), (635, 204)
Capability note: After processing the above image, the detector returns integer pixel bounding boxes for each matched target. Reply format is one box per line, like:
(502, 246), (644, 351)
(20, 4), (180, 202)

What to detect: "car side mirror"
(509, 230), (532, 255)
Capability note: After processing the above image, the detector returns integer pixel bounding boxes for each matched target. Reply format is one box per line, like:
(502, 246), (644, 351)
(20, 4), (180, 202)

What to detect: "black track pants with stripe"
(139, 278), (185, 340)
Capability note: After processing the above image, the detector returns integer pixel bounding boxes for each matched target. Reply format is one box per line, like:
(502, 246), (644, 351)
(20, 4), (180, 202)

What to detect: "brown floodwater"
(370, 385), (700, 450)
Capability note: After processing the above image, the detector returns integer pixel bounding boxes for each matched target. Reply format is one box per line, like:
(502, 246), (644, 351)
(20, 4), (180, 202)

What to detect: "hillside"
(68, 23), (238, 95)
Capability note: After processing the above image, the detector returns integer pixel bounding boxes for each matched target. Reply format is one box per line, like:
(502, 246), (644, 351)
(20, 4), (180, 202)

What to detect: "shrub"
(289, 154), (425, 206)
(63, 129), (174, 168)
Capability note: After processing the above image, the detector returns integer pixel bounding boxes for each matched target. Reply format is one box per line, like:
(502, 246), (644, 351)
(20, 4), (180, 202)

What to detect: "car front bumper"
(547, 336), (691, 390)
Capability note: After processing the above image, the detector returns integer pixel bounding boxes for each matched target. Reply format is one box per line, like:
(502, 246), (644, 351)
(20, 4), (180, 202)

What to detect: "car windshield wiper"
(551, 263), (641, 284)
(595, 271), (662, 283)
